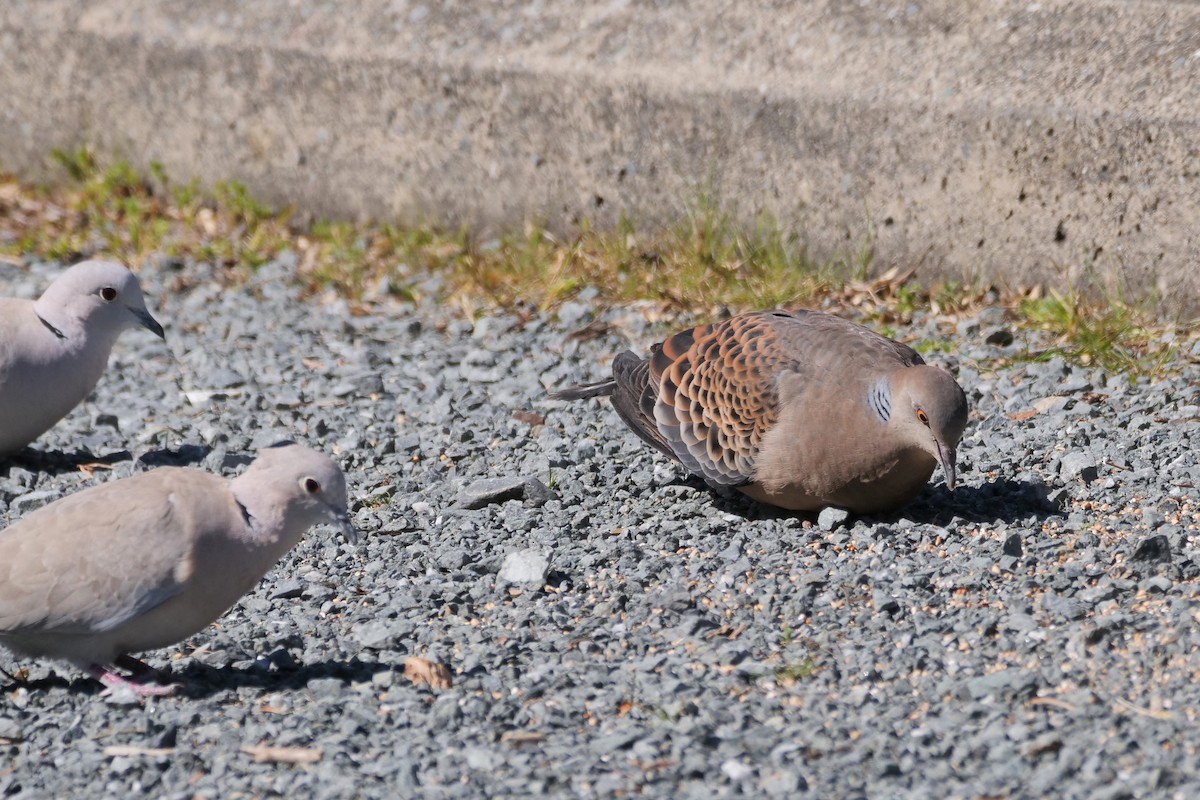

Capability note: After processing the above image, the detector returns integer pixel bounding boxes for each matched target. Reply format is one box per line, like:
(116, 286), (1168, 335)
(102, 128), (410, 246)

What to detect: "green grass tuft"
(1014, 289), (1173, 377)
(773, 659), (818, 685)
(0, 150), (1191, 379)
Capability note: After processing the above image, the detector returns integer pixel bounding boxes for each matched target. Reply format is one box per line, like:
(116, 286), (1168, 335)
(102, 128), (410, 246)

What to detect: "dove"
(0, 442), (357, 695)
(0, 260), (165, 457)
(552, 309), (969, 514)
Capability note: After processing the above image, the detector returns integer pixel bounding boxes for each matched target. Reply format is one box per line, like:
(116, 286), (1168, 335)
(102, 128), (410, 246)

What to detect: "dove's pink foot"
(85, 661), (178, 696)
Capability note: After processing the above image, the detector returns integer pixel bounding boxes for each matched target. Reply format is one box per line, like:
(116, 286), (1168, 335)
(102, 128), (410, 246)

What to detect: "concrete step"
(1, 0), (1197, 307)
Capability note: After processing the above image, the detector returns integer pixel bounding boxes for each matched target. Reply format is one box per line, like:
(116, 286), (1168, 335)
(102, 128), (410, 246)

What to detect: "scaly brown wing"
(646, 310), (923, 487)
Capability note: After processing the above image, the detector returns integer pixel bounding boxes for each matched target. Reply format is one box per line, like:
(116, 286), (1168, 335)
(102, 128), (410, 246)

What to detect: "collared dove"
(552, 310), (969, 514)
(0, 442), (357, 695)
(0, 260), (165, 457)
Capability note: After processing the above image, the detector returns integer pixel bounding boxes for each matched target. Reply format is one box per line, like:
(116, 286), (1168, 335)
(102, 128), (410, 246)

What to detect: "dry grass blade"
(0, 665), (30, 683)
(565, 319), (613, 342)
(1110, 696), (1175, 721)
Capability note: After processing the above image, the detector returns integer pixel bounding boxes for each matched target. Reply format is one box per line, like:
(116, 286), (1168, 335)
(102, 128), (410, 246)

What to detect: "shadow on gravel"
(701, 476), (1063, 527)
(135, 444), (210, 468)
(1, 447), (134, 476)
(2, 658), (391, 698)
(0, 671), (76, 693)
(900, 477), (1064, 526)
(0, 444), (210, 477)
(170, 658), (391, 698)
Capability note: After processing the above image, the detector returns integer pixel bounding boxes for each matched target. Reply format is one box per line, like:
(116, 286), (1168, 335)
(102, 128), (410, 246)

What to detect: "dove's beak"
(132, 307), (165, 340)
(936, 441), (958, 491)
(329, 506), (359, 545)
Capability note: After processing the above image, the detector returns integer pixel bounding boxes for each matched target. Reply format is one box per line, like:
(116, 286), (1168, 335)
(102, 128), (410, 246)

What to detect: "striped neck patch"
(869, 378), (892, 423)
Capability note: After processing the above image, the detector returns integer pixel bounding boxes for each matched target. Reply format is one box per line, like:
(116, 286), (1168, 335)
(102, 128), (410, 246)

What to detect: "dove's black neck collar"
(36, 313), (66, 340)
(235, 496), (270, 540)
(236, 499), (257, 530)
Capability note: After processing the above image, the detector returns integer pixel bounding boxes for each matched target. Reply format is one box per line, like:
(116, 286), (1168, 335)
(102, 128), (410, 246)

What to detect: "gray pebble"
(1060, 451), (1098, 482)
(354, 621), (406, 650)
(818, 507), (850, 531)
(498, 549), (550, 584)
(0, 717), (21, 740)
(456, 476), (533, 508)
(1131, 535), (1171, 562)
(8, 490), (62, 517)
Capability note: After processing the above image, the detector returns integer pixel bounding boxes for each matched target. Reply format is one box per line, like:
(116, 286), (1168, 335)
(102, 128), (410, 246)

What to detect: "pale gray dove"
(0, 442), (356, 695)
(552, 310), (969, 513)
(0, 260), (165, 457)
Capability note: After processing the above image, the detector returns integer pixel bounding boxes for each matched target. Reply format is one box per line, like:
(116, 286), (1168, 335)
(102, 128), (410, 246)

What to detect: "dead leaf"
(1006, 409), (1039, 422)
(240, 744), (322, 764)
(77, 462), (116, 477)
(512, 409), (545, 426)
(403, 656), (453, 690)
(195, 207), (219, 236)
(500, 731), (545, 745)
(704, 623), (747, 641)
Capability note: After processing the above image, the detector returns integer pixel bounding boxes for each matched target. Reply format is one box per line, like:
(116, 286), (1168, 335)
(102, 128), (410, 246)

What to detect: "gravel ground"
(1, 256), (1199, 799)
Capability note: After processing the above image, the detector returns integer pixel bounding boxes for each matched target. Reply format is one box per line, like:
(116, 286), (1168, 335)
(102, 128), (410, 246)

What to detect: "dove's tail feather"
(548, 379), (617, 400)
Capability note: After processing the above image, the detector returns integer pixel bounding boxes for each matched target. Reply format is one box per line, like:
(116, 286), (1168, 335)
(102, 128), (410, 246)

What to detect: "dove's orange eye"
(916, 409), (930, 425)
(304, 478), (321, 494)
(99, 287), (118, 302)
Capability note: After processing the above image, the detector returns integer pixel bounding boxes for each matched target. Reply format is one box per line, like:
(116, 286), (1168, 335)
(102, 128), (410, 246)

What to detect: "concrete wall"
(1, 0), (1197, 308)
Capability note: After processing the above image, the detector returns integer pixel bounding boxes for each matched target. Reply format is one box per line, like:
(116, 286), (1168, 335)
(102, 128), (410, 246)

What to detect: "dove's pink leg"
(115, 654), (173, 682)
(85, 662), (178, 697)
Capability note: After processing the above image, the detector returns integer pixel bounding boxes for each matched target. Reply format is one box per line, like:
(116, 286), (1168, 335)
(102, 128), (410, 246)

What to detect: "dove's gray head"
(239, 442), (357, 544)
(34, 260), (164, 341)
(890, 365), (969, 489)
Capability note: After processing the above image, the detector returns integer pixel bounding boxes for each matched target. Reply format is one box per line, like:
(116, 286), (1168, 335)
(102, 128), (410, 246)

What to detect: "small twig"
(240, 745), (322, 764)
(103, 745), (175, 758)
